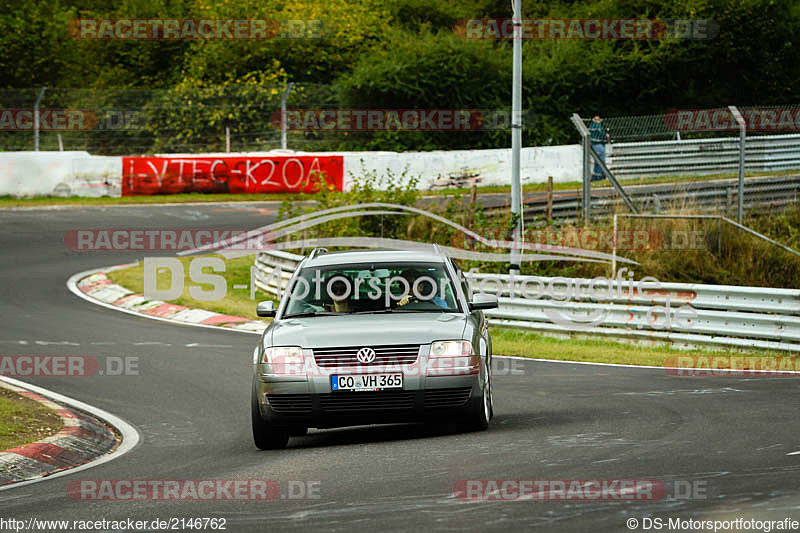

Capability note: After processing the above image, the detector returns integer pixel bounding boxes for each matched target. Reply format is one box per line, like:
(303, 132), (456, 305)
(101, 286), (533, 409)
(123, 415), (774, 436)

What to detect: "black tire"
(464, 360), (492, 431)
(288, 427), (308, 436)
(251, 380), (289, 450)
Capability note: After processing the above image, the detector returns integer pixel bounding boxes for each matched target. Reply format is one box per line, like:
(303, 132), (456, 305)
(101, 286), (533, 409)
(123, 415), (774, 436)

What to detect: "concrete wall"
(0, 144), (582, 197)
(0, 151), (121, 197)
(342, 145), (582, 190)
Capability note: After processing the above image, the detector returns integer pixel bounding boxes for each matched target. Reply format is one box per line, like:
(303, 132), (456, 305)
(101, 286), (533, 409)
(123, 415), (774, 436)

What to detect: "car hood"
(269, 312), (467, 348)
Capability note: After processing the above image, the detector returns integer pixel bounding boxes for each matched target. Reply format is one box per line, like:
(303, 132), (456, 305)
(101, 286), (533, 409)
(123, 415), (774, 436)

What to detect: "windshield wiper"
(353, 308), (441, 314)
(283, 311), (346, 318)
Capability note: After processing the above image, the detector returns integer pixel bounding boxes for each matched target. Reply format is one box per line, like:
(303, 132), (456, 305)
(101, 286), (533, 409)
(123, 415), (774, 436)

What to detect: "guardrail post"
(729, 106), (746, 224)
(612, 214), (618, 278)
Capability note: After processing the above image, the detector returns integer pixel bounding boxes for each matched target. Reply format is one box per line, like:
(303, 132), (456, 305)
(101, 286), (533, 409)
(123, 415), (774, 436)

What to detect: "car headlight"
(262, 346), (303, 364)
(430, 340), (472, 357)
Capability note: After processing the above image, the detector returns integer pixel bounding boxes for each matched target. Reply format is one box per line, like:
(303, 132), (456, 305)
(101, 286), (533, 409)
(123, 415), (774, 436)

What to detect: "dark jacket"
(589, 120), (608, 144)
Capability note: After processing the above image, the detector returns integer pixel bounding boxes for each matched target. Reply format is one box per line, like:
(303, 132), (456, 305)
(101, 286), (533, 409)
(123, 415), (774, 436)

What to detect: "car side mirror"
(256, 300), (277, 317)
(469, 293), (498, 311)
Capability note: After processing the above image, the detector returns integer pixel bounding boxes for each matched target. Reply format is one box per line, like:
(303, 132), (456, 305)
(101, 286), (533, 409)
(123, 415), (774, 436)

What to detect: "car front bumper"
(254, 372), (482, 428)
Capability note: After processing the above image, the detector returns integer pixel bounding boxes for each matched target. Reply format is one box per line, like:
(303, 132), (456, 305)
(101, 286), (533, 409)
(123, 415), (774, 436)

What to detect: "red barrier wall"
(122, 155), (343, 196)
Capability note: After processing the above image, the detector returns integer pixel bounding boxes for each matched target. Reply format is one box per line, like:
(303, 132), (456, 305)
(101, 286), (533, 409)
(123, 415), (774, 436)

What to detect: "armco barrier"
(608, 133), (800, 179)
(512, 174), (800, 224)
(253, 250), (800, 352)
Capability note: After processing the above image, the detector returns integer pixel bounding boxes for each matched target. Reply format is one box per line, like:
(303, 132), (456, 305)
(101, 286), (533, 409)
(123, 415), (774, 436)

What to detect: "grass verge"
(0, 388), (63, 451)
(490, 328), (796, 368)
(0, 192), (304, 208)
(105, 255), (798, 369)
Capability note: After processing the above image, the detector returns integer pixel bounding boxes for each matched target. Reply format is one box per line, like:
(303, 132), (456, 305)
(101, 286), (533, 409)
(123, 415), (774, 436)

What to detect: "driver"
(327, 275), (354, 313)
(397, 269), (447, 308)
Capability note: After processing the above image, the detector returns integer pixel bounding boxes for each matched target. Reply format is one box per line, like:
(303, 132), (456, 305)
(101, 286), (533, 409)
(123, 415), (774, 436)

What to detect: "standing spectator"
(589, 115), (610, 182)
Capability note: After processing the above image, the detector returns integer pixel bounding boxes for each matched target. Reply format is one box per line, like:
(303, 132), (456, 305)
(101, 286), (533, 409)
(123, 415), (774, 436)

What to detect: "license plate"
(331, 373), (403, 392)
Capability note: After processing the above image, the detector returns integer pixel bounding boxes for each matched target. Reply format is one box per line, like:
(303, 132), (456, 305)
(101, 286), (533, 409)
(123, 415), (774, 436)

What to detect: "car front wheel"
(465, 360), (492, 431)
(251, 379), (289, 450)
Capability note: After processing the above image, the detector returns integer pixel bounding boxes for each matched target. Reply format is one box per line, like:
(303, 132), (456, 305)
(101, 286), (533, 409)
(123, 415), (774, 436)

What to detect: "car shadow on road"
(281, 408), (604, 449)
(287, 420), (474, 449)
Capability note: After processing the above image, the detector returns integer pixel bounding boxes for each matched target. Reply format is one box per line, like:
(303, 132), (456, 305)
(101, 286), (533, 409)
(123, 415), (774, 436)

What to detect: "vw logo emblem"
(356, 347), (376, 364)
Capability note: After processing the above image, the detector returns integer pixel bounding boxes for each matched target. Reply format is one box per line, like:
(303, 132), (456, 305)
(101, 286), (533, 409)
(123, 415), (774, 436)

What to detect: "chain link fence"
(582, 105), (800, 143)
(0, 85), (343, 155)
(0, 86), (529, 155)
(573, 106), (800, 223)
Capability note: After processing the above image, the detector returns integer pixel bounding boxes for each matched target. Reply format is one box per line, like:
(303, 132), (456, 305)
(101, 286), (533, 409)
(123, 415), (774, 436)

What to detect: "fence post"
(280, 82), (295, 150)
(570, 113), (591, 223)
(546, 176), (553, 223)
(729, 106), (746, 224)
(34, 87), (47, 151)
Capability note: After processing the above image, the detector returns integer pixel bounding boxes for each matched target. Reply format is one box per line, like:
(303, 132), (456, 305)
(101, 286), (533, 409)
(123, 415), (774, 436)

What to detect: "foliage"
(3, 0), (800, 151)
(278, 166), (422, 241)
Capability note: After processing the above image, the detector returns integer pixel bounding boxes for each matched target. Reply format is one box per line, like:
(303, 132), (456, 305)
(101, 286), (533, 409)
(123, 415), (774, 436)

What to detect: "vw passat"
(251, 248), (498, 449)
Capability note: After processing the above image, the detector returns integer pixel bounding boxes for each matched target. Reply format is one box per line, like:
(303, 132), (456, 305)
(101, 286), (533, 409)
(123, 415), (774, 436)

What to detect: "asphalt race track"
(1, 203), (799, 532)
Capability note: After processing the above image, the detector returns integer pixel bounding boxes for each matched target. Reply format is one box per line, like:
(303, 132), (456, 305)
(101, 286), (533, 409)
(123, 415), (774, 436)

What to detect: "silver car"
(251, 248), (498, 449)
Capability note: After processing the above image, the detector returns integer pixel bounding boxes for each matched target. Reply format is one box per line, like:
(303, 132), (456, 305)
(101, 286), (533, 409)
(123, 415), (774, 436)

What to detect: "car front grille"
(423, 387), (472, 409)
(313, 344), (420, 368)
(266, 387), (473, 416)
(320, 390), (416, 412)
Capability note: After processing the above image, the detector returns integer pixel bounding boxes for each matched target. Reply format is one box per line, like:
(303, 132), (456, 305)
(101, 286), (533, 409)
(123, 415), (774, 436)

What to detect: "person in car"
(328, 276), (354, 313)
(397, 269), (447, 308)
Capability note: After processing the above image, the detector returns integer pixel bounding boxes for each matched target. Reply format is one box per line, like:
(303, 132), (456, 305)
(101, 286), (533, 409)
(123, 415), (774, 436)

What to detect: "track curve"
(1, 203), (799, 532)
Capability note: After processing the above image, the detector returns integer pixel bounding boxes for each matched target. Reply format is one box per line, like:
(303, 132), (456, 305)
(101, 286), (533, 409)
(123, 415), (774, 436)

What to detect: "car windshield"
(282, 261), (461, 317)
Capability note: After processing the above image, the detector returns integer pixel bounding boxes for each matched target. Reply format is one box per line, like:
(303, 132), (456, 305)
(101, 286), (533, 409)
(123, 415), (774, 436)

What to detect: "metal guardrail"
(253, 250), (800, 352)
(507, 174), (800, 224)
(574, 108), (800, 223)
(608, 133), (800, 179)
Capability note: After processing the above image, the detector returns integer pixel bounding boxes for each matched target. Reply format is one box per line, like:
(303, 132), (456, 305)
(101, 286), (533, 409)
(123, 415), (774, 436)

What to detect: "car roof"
(302, 249), (447, 268)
